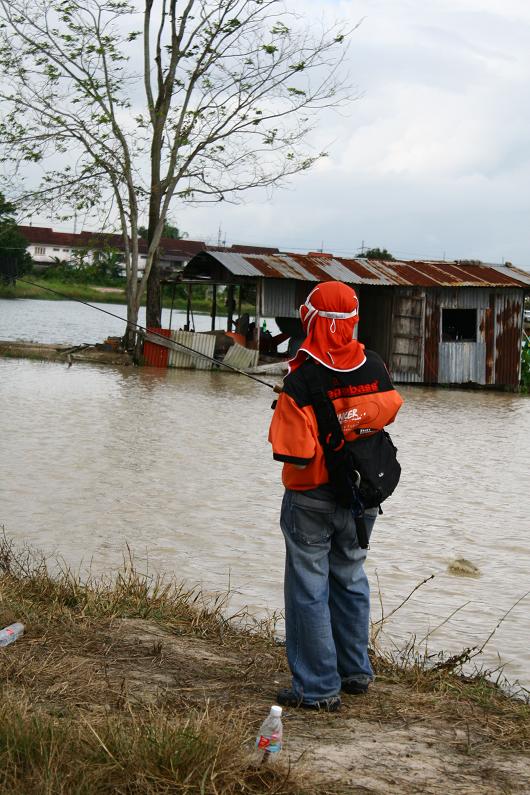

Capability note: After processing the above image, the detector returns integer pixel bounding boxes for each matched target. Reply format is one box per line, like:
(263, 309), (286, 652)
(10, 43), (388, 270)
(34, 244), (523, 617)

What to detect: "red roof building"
(18, 225), (207, 275)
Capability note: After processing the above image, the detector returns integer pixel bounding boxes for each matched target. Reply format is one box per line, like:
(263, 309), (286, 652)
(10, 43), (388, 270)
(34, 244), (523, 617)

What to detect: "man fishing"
(269, 281), (403, 711)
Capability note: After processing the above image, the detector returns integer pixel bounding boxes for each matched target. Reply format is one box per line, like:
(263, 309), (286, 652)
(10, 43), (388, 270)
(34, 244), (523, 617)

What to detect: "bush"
(40, 250), (125, 286)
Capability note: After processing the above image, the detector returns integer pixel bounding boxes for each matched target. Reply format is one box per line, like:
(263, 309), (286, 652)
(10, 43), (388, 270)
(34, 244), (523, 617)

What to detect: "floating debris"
(447, 558), (480, 577)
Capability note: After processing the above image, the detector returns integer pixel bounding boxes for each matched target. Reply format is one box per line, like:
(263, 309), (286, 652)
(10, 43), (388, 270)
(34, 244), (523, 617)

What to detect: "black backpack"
(302, 361), (401, 546)
(343, 429), (401, 509)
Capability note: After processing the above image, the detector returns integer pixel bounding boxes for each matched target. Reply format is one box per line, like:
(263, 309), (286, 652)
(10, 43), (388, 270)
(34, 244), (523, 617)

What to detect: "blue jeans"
(280, 486), (377, 703)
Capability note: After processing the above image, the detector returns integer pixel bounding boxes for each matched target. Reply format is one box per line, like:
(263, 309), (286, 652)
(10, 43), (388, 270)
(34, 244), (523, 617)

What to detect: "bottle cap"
(270, 705), (282, 717)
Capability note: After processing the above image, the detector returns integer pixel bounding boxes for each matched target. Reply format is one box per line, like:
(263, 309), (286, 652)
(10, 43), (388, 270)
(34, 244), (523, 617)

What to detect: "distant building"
(19, 225), (208, 277)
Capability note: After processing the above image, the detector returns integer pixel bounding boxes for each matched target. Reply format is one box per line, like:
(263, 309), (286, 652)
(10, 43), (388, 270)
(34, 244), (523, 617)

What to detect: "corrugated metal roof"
(186, 252), (530, 288)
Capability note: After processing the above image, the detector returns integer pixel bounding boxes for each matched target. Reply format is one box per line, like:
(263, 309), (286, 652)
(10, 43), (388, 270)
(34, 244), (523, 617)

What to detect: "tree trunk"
(146, 254), (162, 328)
(146, 177), (162, 328)
(124, 293), (141, 350)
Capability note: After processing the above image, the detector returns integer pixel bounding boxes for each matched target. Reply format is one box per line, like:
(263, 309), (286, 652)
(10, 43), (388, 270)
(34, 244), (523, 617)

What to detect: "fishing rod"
(15, 277), (280, 391)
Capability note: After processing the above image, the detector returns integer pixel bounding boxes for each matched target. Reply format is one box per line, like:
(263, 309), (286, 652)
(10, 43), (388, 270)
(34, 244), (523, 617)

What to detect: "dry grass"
(0, 535), (301, 795)
(1, 533), (529, 794)
(0, 698), (294, 795)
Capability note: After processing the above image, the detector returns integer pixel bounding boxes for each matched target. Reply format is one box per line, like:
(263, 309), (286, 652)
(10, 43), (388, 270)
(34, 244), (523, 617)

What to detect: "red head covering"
(288, 281), (366, 373)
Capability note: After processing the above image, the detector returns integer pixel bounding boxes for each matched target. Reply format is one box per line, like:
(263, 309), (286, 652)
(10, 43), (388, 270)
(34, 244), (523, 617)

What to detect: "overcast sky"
(26, 0), (530, 268)
(175, 0), (530, 267)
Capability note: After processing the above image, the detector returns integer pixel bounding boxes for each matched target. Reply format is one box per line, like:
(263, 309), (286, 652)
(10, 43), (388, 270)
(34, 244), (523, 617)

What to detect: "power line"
(223, 237), (451, 261)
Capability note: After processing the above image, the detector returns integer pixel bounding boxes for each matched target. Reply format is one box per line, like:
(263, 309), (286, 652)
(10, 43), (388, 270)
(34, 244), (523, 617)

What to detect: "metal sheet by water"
(168, 330), (216, 369)
(222, 343), (259, 370)
(438, 342), (486, 384)
(143, 327), (171, 368)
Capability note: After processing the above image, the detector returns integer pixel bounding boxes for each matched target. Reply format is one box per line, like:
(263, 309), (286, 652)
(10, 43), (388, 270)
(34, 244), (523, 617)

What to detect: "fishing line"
(14, 277), (278, 390)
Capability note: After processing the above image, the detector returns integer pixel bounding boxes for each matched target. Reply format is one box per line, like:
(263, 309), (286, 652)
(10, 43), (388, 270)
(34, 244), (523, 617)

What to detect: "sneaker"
(276, 688), (341, 712)
(341, 680), (369, 695)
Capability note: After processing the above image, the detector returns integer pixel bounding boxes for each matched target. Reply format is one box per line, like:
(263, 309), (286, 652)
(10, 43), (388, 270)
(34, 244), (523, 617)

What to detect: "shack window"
(442, 308), (477, 342)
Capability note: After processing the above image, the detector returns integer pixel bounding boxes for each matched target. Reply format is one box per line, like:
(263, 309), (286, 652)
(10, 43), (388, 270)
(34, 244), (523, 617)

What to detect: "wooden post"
(186, 284), (192, 330)
(254, 278), (261, 350)
(169, 282), (176, 331)
(211, 284), (217, 331)
(227, 283), (235, 332)
(237, 283), (242, 319)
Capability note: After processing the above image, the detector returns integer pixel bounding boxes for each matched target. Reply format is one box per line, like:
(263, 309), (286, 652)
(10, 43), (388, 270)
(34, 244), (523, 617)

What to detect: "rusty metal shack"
(181, 252), (530, 387)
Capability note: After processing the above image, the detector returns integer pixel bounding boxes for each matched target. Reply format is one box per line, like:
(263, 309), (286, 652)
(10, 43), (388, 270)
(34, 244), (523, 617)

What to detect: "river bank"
(0, 535), (528, 795)
(0, 339), (133, 366)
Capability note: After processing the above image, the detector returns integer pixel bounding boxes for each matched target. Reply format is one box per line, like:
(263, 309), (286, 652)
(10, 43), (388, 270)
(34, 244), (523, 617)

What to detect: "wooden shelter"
(181, 252), (530, 388)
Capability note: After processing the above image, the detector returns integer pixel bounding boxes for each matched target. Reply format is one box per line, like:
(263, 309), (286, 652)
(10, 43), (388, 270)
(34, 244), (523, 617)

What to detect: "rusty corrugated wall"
(143, 328), (171, 367)
(494, 291), (523, 386)
(411, 288), (523, 387)
(424, 294), (440, 384)
(437, 288), (489, 384)
(485, 295), (495, 385)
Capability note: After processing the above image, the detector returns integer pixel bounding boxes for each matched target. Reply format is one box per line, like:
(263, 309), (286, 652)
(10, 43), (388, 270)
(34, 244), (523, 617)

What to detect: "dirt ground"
(26, 617), (525, 795)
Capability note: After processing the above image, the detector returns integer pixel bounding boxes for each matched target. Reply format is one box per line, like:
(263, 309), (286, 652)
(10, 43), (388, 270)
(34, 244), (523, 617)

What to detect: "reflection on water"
(1, 356), (529, 688)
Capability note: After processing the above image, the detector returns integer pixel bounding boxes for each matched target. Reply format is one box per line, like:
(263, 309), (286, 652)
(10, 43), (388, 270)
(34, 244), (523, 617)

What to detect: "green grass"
(0, 278), (127, 304)
(0, 278), (240, 315)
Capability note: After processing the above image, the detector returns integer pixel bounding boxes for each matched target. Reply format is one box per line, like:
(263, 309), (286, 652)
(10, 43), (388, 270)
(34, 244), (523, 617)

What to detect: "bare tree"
(0, 0), (351, 342)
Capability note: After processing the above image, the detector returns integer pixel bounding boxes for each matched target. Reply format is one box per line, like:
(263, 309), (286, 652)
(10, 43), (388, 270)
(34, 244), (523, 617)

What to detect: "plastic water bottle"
(0, 622), (25, 647)
(255, 705), (283, 762)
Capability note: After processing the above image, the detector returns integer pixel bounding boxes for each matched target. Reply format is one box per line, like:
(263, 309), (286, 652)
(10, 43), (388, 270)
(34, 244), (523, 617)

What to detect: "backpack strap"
(301, 360), (369, 549)
(302, 361), (344, 452)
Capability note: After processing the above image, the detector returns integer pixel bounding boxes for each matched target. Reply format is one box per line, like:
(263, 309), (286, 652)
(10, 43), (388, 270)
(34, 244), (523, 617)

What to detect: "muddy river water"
(1, 299), (529, 690)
